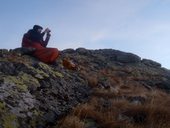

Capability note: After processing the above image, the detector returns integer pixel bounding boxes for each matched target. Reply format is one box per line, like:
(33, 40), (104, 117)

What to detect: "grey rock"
(0, 49), (8, 57)
(142, 59), (161, 68)
(76, 47), (91, 55)
(61, 48), (75, 54)
(11, 47), (36, 55)
(116, 52), (141, 63)
(43, 110), (57, 124)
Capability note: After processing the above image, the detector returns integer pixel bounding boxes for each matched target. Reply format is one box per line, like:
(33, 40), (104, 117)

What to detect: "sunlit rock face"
(0, 47), (169, 128)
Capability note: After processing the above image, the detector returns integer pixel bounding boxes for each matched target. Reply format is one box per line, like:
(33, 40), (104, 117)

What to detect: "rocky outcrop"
(0, 49), (90, 128)
(0, 47), (170, 128)
(141, 59), (161, 68)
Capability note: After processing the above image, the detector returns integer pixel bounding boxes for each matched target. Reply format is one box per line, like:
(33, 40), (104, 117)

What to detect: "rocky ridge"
(0, 48), (170, 128)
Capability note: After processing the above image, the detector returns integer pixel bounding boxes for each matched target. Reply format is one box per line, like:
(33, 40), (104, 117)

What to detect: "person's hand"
(47, 32), (51, 37)
(44, 28), (51, 33)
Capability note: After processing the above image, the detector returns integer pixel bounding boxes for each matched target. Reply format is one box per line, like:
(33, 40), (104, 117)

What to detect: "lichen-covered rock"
(0, 49), (90, 128)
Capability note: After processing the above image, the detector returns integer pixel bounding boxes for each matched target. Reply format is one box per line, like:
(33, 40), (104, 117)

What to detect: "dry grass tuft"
(56, 116), (84, 128)
(148, 106), (170, 128)
(92, 88), (119, 98)
(73, 103), (98, 119)
(121, 100), (170, 128)
(79, 70), (99, 87)
(111, 98), (132, 111)
(87, 75), (98, 87)
(122, 105), (149, 125)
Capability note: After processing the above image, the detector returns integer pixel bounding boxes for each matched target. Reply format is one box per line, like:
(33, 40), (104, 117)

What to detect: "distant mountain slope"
(0, 48), (170, 128)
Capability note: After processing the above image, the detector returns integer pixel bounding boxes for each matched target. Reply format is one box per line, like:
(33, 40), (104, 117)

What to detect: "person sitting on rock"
(22, 25), (59, 64)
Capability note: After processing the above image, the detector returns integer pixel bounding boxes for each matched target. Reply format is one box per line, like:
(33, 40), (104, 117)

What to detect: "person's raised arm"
(43, 32), (51, 47)
(41, 28), (51, 47)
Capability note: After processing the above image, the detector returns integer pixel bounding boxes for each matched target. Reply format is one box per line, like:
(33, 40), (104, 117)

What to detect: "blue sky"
(0, 0), (170, 69)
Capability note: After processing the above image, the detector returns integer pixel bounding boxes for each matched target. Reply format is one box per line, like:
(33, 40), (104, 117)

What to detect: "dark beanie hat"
(33, 25), (43, 30)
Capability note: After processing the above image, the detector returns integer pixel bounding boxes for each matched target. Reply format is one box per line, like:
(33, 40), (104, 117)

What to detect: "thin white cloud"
(90, 31), (109, 42)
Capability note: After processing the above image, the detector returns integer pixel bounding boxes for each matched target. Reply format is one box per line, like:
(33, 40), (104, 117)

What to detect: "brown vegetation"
(56, 67), (170, 128)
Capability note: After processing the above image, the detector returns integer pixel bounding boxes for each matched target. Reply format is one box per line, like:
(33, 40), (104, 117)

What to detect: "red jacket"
(22, 31), (59, 64)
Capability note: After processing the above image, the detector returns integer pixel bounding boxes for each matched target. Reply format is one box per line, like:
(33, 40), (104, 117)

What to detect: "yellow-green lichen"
(38, 62), (63, 78)
(0, 101), (19, 128)
(3, 114), (19, 128)
(19, 72), (40, 88)
(54, 71), (63, 78)
(27, 65), (49, 79)
(3, 72), (40, 92)
(29, 110), (44, 128)
(3, 76), (28, 92)
(0, 101), (6, 113)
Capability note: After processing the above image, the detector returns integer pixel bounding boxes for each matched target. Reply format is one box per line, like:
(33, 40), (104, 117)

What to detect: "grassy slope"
(56, 65), (170, 128)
